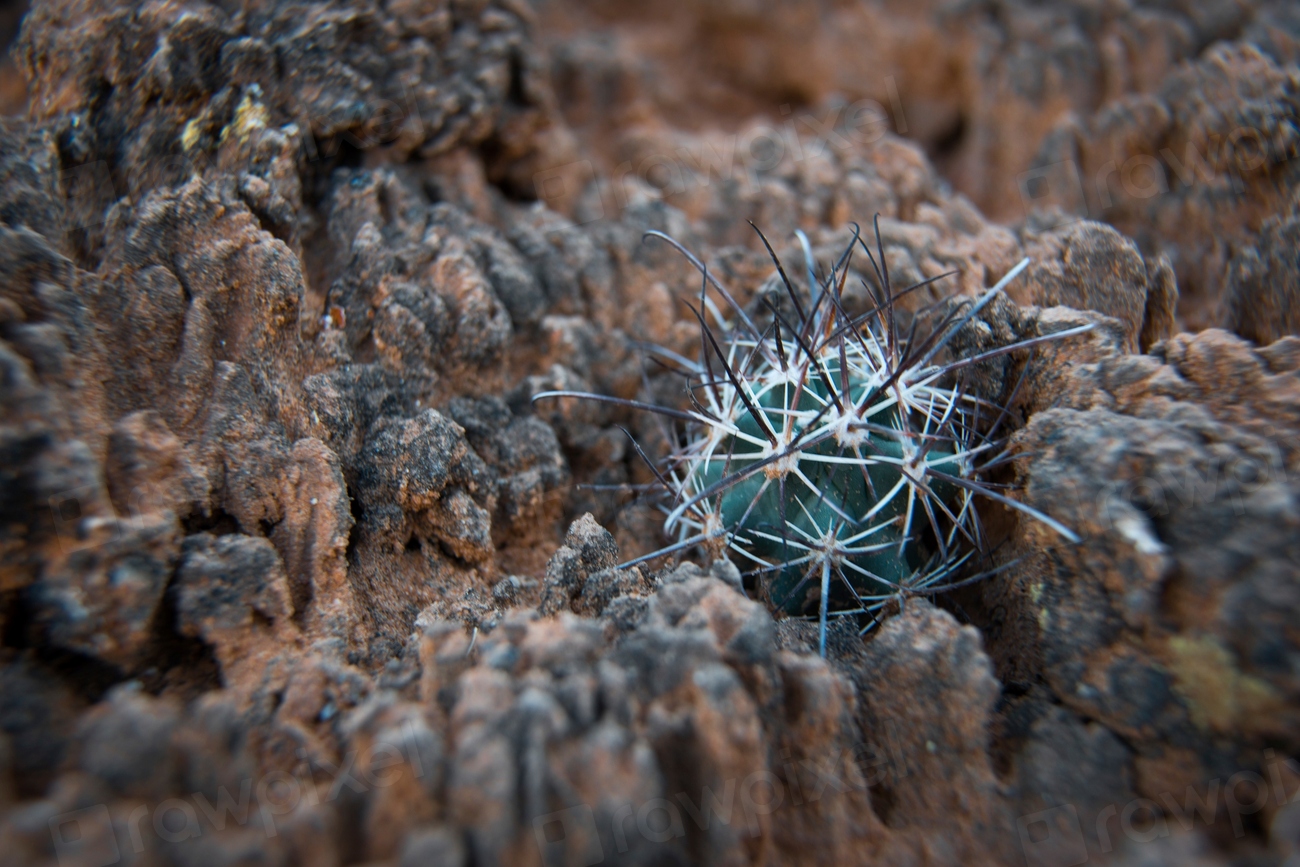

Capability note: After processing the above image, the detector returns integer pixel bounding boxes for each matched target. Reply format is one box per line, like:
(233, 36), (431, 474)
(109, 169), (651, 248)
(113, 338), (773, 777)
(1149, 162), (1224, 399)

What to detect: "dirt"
(0, 1), (1297, 865)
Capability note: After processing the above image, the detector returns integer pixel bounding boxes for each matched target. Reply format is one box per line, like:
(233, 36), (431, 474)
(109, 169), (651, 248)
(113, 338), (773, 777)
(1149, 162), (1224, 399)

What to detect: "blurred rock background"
(0, 1), (1296, 865)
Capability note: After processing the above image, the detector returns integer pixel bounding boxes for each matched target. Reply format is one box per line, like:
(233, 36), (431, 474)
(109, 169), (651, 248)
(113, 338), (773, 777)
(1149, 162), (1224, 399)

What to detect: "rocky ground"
(0, 1), (1297, 865)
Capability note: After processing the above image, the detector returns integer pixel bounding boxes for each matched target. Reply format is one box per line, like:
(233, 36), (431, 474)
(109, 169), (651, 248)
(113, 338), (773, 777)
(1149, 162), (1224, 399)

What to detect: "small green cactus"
(537, 220), (1084, 655)
(697, 360), (963, 617)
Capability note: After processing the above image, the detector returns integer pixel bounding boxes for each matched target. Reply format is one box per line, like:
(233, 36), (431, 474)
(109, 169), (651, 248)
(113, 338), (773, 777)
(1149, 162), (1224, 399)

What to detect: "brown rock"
(1028, 42), (1300, 328)
(3, 2), (1299, 865)
(991, 328), (1300, 797)
(1222, 200), (1300, 344)
(1017, 220), (1180, 352)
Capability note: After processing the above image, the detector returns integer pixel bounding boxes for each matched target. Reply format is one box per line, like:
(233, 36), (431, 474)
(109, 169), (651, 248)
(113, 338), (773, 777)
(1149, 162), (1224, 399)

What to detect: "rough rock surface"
(536, 1), (1300, 337)
(536, 0), (1300, 219)
(1026, 41), (1300, 329)
(1222, 192), (1300, 345)
(0, 1), (1298, 866)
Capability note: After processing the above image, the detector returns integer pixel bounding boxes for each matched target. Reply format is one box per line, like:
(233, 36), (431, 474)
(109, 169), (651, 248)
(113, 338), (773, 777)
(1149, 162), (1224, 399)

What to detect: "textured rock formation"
(537, 1), (1300, 336)
(537, 0), (1300, 218)
(1222, 193), (1300, 345)
(1027, 42), (1300, 329)
(0, 0), (1297, 865)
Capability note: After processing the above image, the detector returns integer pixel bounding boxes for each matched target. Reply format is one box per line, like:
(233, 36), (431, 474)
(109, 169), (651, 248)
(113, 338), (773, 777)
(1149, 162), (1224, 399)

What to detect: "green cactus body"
(689, 346), (964, 615)
(534, 227), (1081, 656)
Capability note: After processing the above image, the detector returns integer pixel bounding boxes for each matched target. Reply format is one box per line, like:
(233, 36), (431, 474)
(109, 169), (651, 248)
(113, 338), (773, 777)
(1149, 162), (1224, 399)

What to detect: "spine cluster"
(538, 221), (1085, 655)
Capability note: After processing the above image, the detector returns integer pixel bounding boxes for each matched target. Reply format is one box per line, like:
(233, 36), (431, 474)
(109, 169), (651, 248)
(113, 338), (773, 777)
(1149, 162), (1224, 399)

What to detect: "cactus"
(537, 220), (1086, 655)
